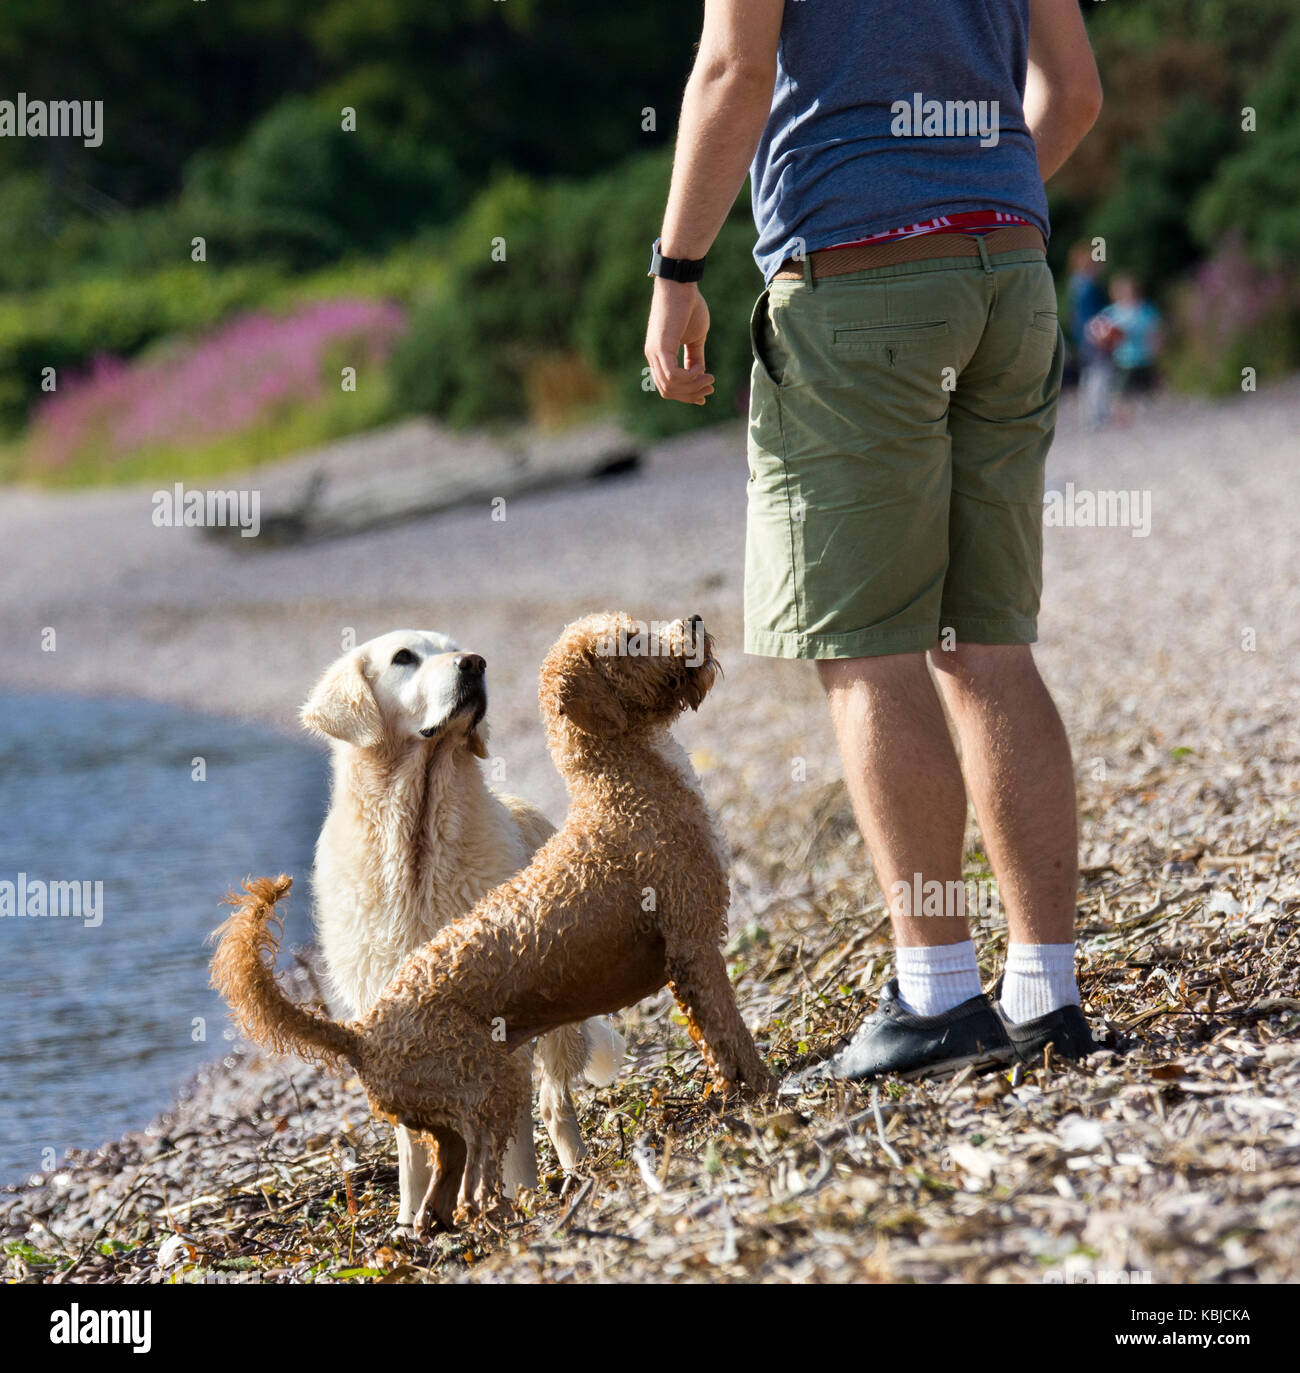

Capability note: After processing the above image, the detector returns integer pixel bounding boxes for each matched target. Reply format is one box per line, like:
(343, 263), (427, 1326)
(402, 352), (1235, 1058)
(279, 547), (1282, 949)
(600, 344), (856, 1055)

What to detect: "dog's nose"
(457, 653), (486, 676)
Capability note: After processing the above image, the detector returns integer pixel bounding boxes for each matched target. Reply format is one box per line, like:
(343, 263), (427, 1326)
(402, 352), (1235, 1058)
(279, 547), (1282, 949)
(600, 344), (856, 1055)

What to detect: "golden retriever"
(300, 629), (623, 1226)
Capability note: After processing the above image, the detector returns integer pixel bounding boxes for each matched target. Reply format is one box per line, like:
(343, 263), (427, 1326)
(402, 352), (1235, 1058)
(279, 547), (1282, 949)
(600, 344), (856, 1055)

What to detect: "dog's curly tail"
(210, 874), (360, 1071)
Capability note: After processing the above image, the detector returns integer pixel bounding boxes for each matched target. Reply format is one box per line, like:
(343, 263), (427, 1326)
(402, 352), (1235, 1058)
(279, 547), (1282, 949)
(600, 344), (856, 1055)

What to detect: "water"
(0, 693), (328, 1184)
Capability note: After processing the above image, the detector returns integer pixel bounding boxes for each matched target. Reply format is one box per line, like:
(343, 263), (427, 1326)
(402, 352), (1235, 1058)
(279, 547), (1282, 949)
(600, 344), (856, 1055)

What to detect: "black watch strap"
(649, 237), (707, 283)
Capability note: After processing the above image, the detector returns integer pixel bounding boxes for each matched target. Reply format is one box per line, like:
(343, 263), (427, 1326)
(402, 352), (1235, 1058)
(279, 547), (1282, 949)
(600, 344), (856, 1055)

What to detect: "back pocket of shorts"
(831, 319), (950, 351)
(1031, 310), (1058, 333)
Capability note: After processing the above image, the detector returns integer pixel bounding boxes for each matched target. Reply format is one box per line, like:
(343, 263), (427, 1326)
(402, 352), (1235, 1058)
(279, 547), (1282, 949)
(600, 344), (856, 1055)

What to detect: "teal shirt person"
(1097, 299), (1161, 370)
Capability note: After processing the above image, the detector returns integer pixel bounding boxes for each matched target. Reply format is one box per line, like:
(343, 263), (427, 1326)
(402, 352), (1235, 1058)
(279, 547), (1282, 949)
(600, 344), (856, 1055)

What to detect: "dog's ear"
(467, 722), (490, 759)
(300, 652), (383, 748)
(556, 658), (627, 736)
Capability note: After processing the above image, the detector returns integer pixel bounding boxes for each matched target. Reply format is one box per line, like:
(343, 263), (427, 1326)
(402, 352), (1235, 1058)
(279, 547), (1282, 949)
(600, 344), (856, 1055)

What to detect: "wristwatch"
(648, 237), (707, 283)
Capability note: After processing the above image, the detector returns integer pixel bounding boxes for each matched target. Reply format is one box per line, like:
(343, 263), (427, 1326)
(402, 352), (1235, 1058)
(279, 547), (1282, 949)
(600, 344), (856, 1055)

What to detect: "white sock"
(1000, 943), (1080, 1024)
(895, 940), (982, 1017)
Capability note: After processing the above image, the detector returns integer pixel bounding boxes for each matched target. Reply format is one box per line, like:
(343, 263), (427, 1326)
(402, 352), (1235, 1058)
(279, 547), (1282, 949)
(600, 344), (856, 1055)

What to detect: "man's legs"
(818, 653), (984, 1019)
(928, 643), (1077, 942)
(929, 642), (1081, 1023)
(819, 641), (1080, 1024)
(818, 652), (968, 947)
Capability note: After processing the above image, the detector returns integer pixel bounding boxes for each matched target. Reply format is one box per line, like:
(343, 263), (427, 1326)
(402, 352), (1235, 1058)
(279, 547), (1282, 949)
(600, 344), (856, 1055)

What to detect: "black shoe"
(779, 979), (1015, 1094)
(991, 977), (1098, 1063)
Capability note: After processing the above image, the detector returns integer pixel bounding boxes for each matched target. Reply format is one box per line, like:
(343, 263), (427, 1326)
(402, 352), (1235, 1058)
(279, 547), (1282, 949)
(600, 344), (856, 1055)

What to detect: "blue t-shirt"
(750, 0), (1050, 283)
(1068, 274), (1109, 348)
(1096, 301), (1161, 370)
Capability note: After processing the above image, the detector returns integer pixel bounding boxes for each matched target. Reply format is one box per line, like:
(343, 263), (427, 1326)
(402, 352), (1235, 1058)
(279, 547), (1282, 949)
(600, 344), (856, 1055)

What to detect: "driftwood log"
(204, 420), (640, 547)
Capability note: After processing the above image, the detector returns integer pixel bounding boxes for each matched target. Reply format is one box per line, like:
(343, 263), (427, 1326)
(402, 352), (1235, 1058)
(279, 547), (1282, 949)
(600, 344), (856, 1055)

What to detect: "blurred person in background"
(1089, 271), (1164, 425)
(1067, 242), (1112, 429)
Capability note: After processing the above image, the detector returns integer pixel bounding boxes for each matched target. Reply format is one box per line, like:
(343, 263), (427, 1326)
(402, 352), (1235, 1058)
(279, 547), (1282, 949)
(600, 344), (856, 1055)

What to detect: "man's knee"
(928, 641), (1036, 686)
(817, 650), (931, 695)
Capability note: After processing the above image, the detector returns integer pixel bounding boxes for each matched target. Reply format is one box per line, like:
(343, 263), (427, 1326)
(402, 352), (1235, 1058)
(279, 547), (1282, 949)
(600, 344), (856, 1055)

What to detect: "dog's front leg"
(395, 1123), (434, 1229)
(666, 939), (776, 1098)
(414, 1126), (467, 1237)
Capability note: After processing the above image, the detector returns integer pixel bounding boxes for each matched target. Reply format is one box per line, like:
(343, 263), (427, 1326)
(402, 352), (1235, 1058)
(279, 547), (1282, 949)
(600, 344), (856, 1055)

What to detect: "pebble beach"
(2, 381), (1298, 1283)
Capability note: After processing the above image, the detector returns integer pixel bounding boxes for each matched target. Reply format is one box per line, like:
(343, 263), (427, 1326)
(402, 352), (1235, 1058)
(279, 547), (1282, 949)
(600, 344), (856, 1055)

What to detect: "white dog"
(300, 629), (624, 1226)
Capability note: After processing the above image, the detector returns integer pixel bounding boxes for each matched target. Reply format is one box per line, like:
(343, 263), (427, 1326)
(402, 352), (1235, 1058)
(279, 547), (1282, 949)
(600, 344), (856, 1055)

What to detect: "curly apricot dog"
(212, 612), (774, 1232)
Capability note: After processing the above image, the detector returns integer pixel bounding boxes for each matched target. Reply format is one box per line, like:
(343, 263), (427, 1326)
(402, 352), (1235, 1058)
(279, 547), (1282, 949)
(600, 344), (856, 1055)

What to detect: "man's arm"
(1024, 0), (1103, 181)
(646, 0), (783, 405)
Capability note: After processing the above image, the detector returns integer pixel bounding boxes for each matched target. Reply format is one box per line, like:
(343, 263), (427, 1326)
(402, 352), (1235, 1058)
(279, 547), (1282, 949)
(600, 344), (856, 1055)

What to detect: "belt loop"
(975, 235), (993, 275)
(796, 241), (818, 289)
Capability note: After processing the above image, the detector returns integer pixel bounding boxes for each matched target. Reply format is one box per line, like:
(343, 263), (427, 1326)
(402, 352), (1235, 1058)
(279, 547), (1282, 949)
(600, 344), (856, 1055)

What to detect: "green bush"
(1163, 236), (1300, 395)
(1193, 19), (1300, 267)
(0, 236), (442, 437)
(177, 98), (460, 273)
(571, 161), (759, 439)
(1088, 97), (1236, 291)
(389, 152), (763, 439)
(0, 175), (96, 293)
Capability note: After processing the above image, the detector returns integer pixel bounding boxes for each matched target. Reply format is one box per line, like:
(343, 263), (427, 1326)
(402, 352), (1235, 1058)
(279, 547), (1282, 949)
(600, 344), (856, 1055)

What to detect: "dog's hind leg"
(666, 940), (776, 1097)
(395, 1124), (433, 1229)
(537, 1026), (588, 1172)
(414, 1126), (467, 1237)
(501, 1044), (540, 1194)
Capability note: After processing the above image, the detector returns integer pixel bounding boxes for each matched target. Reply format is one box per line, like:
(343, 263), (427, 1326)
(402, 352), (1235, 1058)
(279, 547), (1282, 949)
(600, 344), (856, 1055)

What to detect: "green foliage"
(573, 163), (759, 440)
(3, 377), (397, 490)
(1086, 0), (1298, 81)
(2, 0), (1296, 465)
(0, 0), (699, 286)
(1192, 20), (1300, 268)
(1162, 237), (1300, 396)
(389, 153), (762, 439)
(0, 240), (439, 438)
(1088, 97), (1236, 291)
(178, 99), (460, 271)
(0, 174), (89, 292)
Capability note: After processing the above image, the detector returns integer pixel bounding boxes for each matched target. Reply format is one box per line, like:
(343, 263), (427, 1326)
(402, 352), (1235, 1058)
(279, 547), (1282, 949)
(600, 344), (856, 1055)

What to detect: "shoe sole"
(894, 1046), (1016, 1082)
(1008, 1041), (1096, 1066)
(779, 1045), (1015, 1094)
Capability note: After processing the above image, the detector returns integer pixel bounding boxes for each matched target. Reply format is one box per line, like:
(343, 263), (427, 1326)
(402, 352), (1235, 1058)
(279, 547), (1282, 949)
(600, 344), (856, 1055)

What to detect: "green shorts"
(744, 247), (1064, 659)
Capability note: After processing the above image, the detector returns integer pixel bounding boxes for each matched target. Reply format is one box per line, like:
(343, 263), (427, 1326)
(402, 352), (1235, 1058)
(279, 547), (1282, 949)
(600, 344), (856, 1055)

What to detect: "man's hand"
(645, 278), (715, 405)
